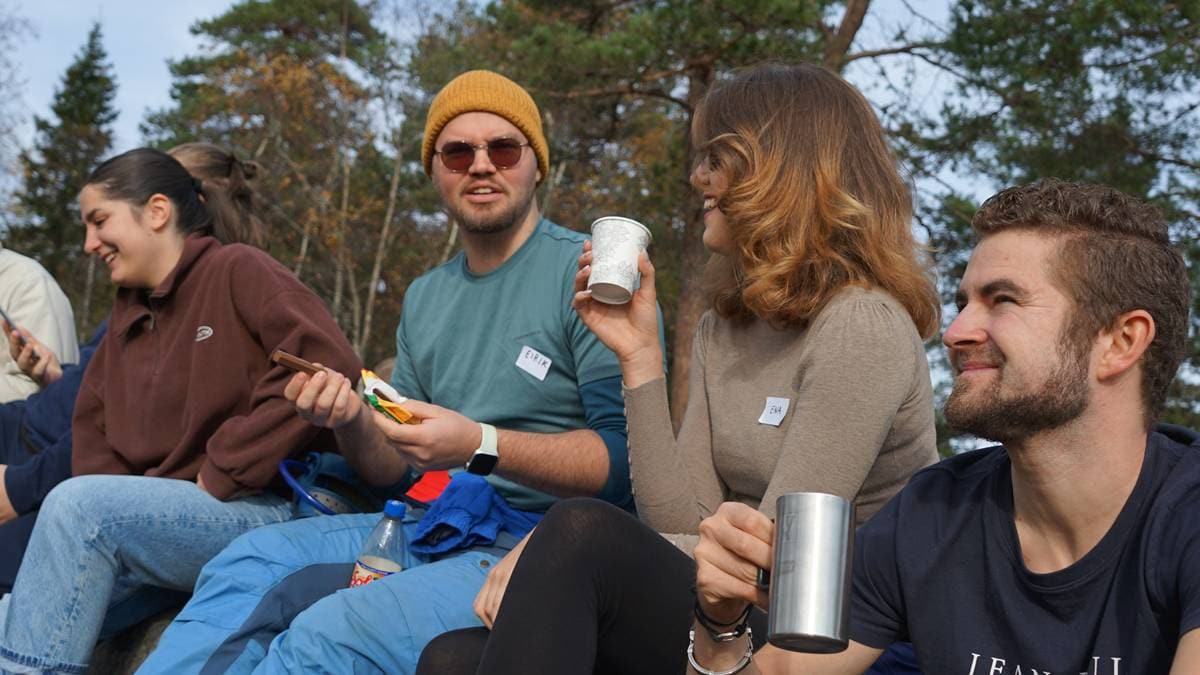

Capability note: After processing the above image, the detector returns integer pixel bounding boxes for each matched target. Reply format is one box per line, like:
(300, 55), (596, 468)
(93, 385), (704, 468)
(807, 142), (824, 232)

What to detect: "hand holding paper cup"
(587, 216), (652, 305)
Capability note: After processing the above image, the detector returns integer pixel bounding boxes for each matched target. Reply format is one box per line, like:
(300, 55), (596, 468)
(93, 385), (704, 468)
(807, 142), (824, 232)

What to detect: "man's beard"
(446, 185), (536, 235)
(944, 329), (1091, 444)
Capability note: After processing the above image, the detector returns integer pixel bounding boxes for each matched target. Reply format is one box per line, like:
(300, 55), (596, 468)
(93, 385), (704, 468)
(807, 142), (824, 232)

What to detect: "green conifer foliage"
(10, 22), (117, 334)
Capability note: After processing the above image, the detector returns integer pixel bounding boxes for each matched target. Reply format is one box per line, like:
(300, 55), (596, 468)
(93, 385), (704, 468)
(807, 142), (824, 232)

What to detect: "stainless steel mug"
(766, 492), (855, 653)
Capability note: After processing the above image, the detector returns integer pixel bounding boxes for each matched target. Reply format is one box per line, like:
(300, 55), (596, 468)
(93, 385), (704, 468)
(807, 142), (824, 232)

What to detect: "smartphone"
(0, 306), (38, 363)
(0, 305), (28, 347)
(271, 349), (323, 376)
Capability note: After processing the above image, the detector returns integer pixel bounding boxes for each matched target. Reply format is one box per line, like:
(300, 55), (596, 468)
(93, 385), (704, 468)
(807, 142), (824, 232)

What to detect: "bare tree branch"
(823, 0), (871, 70)
(909, 50), (1028, 111)
(898, 0), (949, 34)
(845, 41), (938, 64)
(276, 140), (339, 278)
(331, 0), (352, 323)
(1129, 144), (1200, 171)
(360, 135), (404, 354)
(532, 43), (731, 111)
(439, 221), (459, 264)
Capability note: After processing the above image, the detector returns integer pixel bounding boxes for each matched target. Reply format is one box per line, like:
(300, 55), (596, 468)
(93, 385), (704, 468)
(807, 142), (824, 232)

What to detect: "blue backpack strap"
(280, 453), (413, 517)
(280, 455), (352, 516)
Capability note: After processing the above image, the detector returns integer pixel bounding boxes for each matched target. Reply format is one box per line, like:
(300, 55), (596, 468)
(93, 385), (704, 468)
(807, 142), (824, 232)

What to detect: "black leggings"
(417, 498), (751, 675)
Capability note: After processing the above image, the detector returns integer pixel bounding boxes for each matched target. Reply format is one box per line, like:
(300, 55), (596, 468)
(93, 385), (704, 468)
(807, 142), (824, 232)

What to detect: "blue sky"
(8, 0), (953, 155)
(9, 0), (234, 153)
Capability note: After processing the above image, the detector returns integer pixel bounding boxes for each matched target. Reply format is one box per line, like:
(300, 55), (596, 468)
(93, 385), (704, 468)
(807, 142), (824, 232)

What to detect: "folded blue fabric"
(410, 472), (542, 555)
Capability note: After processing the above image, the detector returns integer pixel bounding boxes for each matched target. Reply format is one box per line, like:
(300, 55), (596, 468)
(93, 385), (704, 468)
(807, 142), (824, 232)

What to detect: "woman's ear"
(143, 194), (174, 233)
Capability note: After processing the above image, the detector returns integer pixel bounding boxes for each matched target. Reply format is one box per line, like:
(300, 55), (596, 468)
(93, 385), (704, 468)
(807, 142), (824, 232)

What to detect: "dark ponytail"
(168, 142), (268, 248)
(85, 149), (220, 240)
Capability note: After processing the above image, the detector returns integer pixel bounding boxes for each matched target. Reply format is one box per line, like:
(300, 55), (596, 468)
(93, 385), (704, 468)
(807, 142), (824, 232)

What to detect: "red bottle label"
(349, 559), (397, 587)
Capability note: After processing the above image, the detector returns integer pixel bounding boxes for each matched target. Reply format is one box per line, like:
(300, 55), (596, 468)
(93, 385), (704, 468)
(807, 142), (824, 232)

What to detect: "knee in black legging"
(416, 627), (490, 675)
(534, 498), (638, 567)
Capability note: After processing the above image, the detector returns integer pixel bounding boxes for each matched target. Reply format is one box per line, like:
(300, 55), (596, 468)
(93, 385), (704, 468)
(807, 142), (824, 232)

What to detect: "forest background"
(0, 0), (1197, 453)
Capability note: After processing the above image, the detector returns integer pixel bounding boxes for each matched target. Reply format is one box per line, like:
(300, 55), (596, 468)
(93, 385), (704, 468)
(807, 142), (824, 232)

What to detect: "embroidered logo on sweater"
(195, 326), (214, 342)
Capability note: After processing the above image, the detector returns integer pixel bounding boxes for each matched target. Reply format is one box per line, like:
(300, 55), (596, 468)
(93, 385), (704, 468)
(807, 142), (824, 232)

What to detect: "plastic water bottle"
(349, 499), (406, 587)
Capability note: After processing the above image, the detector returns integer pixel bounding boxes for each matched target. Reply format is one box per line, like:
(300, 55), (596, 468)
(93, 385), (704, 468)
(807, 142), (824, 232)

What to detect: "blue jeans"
(0, 475), (292, 674)
(139, 512), (506, 675)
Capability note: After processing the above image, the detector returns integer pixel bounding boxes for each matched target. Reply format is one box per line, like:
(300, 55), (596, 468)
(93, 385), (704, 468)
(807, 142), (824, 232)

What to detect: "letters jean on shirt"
(966, 653), (1123, 675)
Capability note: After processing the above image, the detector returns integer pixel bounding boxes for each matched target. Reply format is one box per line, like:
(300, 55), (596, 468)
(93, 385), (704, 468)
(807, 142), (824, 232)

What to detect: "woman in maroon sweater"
(0, 147), (361, 675)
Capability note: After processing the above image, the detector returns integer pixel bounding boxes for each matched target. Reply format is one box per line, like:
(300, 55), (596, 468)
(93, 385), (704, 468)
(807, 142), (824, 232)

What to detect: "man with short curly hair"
(691, 179), (1200, 674)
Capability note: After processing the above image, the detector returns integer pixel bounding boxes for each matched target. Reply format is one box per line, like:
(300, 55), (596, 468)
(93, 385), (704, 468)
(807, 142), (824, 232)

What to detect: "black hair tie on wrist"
(694, 599), (753, 642)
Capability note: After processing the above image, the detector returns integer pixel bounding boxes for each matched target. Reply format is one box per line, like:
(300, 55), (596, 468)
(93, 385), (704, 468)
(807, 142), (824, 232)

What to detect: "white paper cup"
(588, 216), (652, 305)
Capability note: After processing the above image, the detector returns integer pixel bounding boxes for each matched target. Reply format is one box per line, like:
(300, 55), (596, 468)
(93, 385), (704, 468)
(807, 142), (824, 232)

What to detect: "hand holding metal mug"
(766, 492), (855, 653)
(693, 502), (774, 624)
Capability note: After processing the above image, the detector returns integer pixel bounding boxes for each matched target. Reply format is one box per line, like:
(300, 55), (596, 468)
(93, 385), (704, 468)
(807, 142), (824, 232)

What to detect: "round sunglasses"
(435, 138), (530, 173)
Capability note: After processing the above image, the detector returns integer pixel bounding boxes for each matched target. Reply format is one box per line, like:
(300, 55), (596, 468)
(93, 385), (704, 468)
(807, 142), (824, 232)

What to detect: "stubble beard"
(446, 184), (537, 236)
(944, 334), (1091, 445)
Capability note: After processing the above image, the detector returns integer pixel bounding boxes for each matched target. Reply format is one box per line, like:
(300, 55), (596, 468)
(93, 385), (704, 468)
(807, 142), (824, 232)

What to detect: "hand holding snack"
(369, 398), (483, 473)
(284, 367), (361, 429)
(361, 369), (419, 425)
(275, 351), (361, 429)
(275, 350), (474, 471)
(276, 351), (422, 431)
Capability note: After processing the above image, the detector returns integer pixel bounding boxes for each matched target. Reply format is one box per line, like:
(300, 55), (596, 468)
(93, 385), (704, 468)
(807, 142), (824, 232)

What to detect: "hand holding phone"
(1, 306), (45, 374)
(0, 306), (31, 350)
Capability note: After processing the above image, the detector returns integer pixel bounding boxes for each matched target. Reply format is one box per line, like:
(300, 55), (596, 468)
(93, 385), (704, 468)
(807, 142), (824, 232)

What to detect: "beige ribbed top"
(624, 286), (938, 554)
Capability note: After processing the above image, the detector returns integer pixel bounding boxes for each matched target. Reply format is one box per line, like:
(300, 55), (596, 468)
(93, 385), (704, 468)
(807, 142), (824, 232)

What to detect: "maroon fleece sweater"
(72, 235), (362, 500)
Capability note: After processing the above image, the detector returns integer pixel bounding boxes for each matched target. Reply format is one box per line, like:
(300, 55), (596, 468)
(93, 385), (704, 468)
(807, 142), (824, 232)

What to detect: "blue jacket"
(410, 472), (542, 555)
(4, 321), (107, 514)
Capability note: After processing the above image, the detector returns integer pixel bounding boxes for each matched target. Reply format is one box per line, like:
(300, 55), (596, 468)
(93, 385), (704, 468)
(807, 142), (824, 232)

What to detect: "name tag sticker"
(758, 397), (790, 427)
(515, 346), (551, 382)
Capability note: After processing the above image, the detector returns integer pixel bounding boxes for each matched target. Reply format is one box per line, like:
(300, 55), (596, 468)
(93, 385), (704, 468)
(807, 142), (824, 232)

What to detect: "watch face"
(467, 453), (499, 476)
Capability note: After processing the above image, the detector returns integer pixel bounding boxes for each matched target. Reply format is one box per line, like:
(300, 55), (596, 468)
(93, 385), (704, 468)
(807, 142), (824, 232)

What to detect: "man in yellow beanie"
(142, 70), (644, 674)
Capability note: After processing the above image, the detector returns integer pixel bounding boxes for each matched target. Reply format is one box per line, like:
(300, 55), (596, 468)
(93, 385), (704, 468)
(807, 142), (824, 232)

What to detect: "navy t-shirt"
(851, 431), (1200, 674)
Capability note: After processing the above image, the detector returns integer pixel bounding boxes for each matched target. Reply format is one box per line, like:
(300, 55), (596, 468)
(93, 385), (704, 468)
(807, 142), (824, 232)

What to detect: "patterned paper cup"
(588, 216), (653, 305)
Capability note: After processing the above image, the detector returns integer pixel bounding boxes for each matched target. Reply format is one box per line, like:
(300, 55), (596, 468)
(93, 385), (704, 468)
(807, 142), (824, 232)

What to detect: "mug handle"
(756, 567), (771, 590)
(756, 515), (775, 589)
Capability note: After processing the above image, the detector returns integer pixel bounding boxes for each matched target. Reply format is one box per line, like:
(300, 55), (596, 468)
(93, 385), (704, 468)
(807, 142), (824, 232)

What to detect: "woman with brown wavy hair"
(417, 62), (939, 675)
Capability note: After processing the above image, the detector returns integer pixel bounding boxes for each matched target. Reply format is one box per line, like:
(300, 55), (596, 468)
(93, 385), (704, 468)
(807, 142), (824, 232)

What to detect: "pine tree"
(0, 7), (32, 232)
(10, 22), (117, 334)
(143, 0), (433, 364)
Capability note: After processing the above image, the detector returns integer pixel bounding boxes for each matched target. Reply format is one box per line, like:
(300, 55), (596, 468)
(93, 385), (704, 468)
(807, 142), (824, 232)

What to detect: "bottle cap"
(384, 499), (406, 519)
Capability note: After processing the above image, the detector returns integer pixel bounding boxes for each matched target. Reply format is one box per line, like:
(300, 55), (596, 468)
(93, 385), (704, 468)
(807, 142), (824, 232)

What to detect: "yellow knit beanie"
(422, 70), (549, 182)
